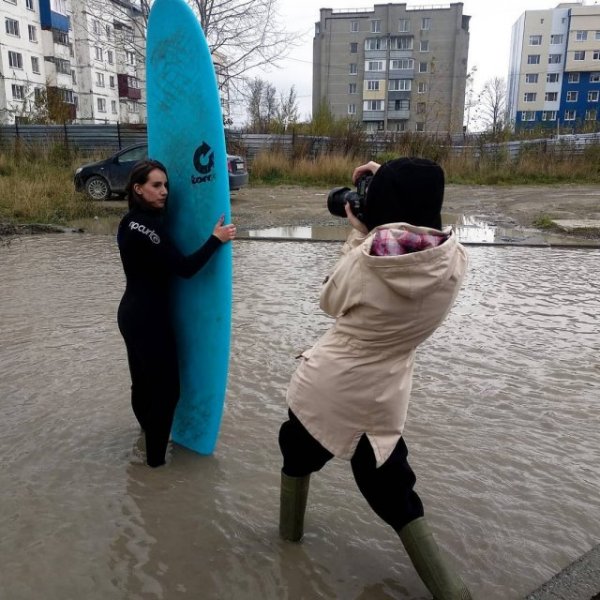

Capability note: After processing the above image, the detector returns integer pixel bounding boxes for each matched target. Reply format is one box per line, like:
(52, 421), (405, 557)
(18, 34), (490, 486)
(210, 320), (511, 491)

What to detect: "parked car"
(74, 143), (248, 201)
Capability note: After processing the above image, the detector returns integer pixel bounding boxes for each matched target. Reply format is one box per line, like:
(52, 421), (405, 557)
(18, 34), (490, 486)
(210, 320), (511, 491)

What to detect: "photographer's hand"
(352, 161), (381, 185)
(345, 203), (368, 234)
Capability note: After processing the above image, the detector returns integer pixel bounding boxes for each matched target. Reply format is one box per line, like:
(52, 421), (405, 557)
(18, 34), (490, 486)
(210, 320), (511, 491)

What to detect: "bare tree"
(476, 77), (508, 137)
(276, 86), (299, 132)
(246, 77), (265, 132)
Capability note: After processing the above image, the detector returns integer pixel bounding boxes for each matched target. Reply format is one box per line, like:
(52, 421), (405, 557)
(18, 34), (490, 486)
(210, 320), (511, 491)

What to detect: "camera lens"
(327, 187), (352, 218)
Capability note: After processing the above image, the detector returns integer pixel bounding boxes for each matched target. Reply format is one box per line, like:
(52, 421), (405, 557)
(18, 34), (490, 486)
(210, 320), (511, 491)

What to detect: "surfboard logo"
(192, 142), (215, 185)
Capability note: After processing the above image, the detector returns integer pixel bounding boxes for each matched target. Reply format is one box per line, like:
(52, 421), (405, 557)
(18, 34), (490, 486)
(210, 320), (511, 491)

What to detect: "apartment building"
(508, 2), (600, 131)
(1, 0), (146, 124)
(312, 3), (470, 134)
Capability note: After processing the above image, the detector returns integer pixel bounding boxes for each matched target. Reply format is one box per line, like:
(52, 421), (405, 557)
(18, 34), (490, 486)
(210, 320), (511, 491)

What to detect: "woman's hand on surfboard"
(213, 215), (237, 243)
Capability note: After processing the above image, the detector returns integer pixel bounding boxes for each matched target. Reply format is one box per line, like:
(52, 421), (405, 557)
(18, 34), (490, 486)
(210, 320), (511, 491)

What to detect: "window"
(391, 36), (412, 50)
(596, 31), (600, 40)
(111, 100), (117, 114)
(363, 100), (384, 111)
(349, 63), (357, 75)
(97, 98), (106, 113)
(421, 18), (431, 31)
(418, 81), (427, 93)
(419, 62), (428, 73)
(96, 72), (105, 87)
(71, 69), (76, 84)
(126, 51), (135, 65)
(59, 89), (74, 104)
(590, 72), (600, 82)
(53, 30), (69, 45)
(525, 73), (539, 83)
(366, 80), (380, 91)
(28, 24), (37, 42)
(420, 40), (429, 52)
(568, 73), (580, 83)
(547, 73), (560, 83)
(529, 35), (542, 45)
(541, 111), (557, 121)
(594, 50), (600, 61)
(365, 38), (387, 51)
(93, 20), (101, 35)
(550, 34), (563, 44)
(26, 0), (34, 8)
(390, 58), (414, 70)
(393, 99), (410, 110)
(548, 54), (562, 64)
(524, 92), (537, 102)
(106, 25), (112, 39)
(574, 51), (585, 61)
(417, 102), (426, 114)
(564, 109), (576, 121)
(348, 83), (357, 94)
(566, 91), (578, 102)
(11, 84), (25, 100)
(394, 121), (407, 132)
(8, 51), (23, 69)
(365, 60), (385, 72)
(350, 42), (358, 53)
(351, 21), (359, 33)
(588, 90), (599, 102)
(389, 79), (411, 91)
(576, 30), (587, 41)
(545, 92), (558, 102)
(107, 50), (113, 64)
(585, 109), (597, 120)
(527, 55), (540, 64)
(521, 111), (536, 121)
(348, 103), (356, 115)
(5, 18), (20, 37)
(109, 75), (115, 88)
(398, 19), (410, 32)
(371, 20), (381, 33)
(416, 122), (425, 132)
(130, 101), (139, 113)
(94, 46), (103, 61)
(31, 56), (40, 73)
(56, 59), (70, 74)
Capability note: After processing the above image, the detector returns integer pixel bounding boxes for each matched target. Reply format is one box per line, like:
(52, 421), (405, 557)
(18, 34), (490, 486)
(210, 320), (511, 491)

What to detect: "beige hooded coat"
(287, 223), (468, 468)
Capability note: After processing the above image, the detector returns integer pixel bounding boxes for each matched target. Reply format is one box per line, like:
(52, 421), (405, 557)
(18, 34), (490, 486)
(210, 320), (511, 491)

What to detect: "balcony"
(39, 0), (69, 32)
(118, 74), (142, 100)
(362, 110), (385, 121)
(388, 110), (411, 120)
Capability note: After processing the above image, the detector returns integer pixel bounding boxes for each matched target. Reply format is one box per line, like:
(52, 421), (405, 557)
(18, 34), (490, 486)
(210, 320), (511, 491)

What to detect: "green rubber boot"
(279, 472), (310, 542)
(399, 517), (472, 600)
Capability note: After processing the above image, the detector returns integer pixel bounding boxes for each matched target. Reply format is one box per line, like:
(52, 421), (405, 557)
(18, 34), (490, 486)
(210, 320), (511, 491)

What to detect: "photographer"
(278, 158), (471, 600)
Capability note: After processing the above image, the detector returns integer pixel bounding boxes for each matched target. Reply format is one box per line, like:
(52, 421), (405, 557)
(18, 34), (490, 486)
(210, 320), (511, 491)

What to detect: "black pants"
(118, 301), (179, 467)
(279, 410), (424, 532)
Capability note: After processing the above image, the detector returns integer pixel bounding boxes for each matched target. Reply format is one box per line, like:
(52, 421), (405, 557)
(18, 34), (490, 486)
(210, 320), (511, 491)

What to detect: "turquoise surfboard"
(146, 0), (232, 455)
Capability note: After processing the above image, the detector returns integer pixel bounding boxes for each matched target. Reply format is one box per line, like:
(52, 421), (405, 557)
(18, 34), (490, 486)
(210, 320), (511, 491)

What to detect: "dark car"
(74, 143), (249, 201)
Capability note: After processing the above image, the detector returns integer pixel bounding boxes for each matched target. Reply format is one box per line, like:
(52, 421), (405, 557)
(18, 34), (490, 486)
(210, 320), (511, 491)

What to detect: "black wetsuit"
(117, 206), (222, 467)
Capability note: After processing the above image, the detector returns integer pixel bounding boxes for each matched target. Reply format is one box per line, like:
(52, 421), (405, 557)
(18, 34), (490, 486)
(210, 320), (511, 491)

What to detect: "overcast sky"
(233, 0), (596, 125)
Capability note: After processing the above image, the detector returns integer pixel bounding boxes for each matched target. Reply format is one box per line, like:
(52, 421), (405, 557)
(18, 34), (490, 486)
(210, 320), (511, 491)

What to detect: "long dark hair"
(126, 159), (168, 210)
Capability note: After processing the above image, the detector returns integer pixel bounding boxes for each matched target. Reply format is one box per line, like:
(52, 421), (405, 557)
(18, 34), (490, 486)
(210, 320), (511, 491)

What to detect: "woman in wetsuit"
(117, 159), (236, 467)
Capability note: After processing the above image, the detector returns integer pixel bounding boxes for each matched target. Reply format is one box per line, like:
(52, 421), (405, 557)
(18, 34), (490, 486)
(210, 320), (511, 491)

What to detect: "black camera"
(327, 174), (372, 221)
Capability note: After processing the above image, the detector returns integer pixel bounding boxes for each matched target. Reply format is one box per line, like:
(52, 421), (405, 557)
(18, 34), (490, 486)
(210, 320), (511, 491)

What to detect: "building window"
(93, 20), (101, 35)
(349, 63), (357, 75)
(393, 99), (410, 110)
(574, 51), (585, 61)
(596, 31), (600, 40)
(126, 51), (135, 65)
(71, 69), (76, 84)
(31, 56), (40, 73)
(548, 54), (562, 64)
(371, 20), (381, 33)
(394, 121), (407, 131)
(389, 79), (411, 91)
(525, 73), (539, 83)
(418, 81), (427, 93)
(96, 72), (105, 87)
(398, 19), (410, 32)
(130, 101), (139, 113)
(53, 30), (69, 45)
(390, 36), (413, 50)
(97, 98), (106, 113)
(542, 111), (557, 121)
(529, 35), (542, 45)
(524, 92), (537, 102)
(107, 50), (113, 64)
(348, 103), (356, 115)
(527, 55), (540, 64)
(390, 58), (414, 70)
(350, 42), (358, 53)
(111, 100), (118, 114)
(576, 30), (587, 41)
(348, 83), (357, 94)
(564, 109), (576, 121)
(94, 46), (103, 61)
(568, 73), (580, 83)
(585, 109), (597, 120)
(56, 59), (70, 74)
(588, 90), (599, 102)
(363, 100), (384, 111)
(594, 50), (600, 61)
(421, 18), (431, 31)
(109, 75), (115, 88)
(365, 38), (387, 51)
(566, 91), (578, 102)
(547, 73), (560, 83)
(106, 25), (112, 39)
(550, 34), (563, 44)
(416, 102), (426, 114)
(521, 111), (536, 121)
(590, 72), (600, 82)
(419, 62), (428, 73)
(8, 51), (23, 69)
(12, 84), (25, 100)
(365, 60), (385, 72)
(5, 18), (20, 37)
(545, 92), (558, 102)
(416, 122), (425, 131)
(420, 40), (429, 52)
(27, 24), (37, 42)
(366, 80), (380, 91)
(351, 21), (359, 33)
(26, 0), (34, 8)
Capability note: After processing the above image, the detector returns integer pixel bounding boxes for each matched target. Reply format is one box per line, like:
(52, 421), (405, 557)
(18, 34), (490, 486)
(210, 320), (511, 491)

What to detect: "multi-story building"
(1, 0), (147, 124)
(312, 3), (470, 134)
(508, 2), (600, 131)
